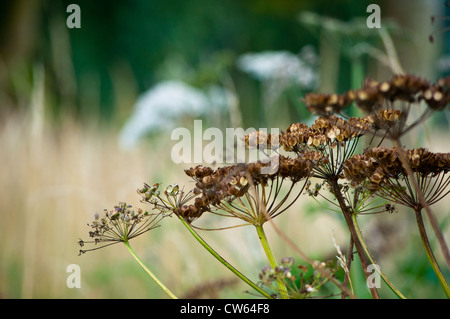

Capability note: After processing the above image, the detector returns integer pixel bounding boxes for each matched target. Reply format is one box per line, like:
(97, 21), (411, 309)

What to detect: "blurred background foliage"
(0, 0), (449, 298)
(1, 0), (448, 127)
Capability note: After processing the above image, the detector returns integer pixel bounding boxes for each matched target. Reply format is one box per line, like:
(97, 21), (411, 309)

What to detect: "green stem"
(414, 209), (450, 298)
(255, 224), (289, 299)
(123, 241), (178, 299)
(179, 216), (273, 299)
(352, 214), (407, 299)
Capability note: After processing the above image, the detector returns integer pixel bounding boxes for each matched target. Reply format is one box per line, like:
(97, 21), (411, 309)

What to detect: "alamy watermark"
(66, 4), (81, 29)
(366, 4), (381, 29)
(66, 264), (81, 288)
(366, 264), (381, 289)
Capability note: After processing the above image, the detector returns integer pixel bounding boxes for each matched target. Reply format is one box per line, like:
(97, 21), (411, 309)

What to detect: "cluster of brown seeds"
(243, 130), (280, 150)
(365, 74), (429, 103)
(304, 74), (450, 116)
(78, 202), (163, 254)
(279, 115), (367, 153)
(180, 73), (450, 222)
(360, 109), (406, 134)
(303, 92), (354, 116)
(421, 76), (450, 110)
(344, 147), (450, 191)
(182, 156), (314, 222)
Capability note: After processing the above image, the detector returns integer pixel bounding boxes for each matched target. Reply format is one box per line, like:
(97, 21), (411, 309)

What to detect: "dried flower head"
(344, 147), (450, 209)
(78, 202), (166, 255)
(386, 74), (430, 103)
(280, 116), (364, 180)
(303, 74), (449, 142)
(353, 75), (430, 113)
(353, 74), (450, 139)
(243, 130), (280, 151)
(353, 79), (385, 114)
(138, 182), (206, 224)
(303, 92), (354, 116)
(183, 155), (313, 227)
(357, 109), (407, 139)
(421, 75), (450, 111)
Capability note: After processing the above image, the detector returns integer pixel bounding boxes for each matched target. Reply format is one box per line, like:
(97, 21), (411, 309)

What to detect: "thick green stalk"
(414, 209), (450, 298)
(352, 214), (406, 299)
(123, 241), (178, 299)
(179, 216), (273, 299)
(255, 224), (289, 299)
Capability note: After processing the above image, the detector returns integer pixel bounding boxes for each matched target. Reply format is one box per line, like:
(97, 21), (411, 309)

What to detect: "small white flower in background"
(236, 46), (319, 110)
(118, 80), (233, 150)
(236, 45), (319, 90)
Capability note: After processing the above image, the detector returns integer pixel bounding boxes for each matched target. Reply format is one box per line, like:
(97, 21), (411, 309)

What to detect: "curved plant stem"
(262, 212), (357, 299)
(255, 224), (289, 299)
(123, 241), (178, 299)
(414, 209), (450, 298)
(352, 214), (407, 299)
(179, 216), (273, 299)
(330, 179), (380, 299)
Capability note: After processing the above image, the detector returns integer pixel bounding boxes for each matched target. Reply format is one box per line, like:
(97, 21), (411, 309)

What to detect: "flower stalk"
(123, 241), (178, 299)
(352, 214), (406, 299)
(414, 209), (450, 298)
(392, 139), (450, 271)
(178, 216), (273, 299)
(256, 224), (289, 299)
(329, 179), (380, 299)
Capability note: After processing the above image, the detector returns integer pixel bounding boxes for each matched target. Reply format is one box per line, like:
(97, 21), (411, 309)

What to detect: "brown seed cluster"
(360, 109), (406, 133)
(179, 73), (450, 222)
(182, 155), (313, 222)
(344, 147), (450, 191)
(78, 202), (163, 254)
(353, 74), (430, 111)
(421, 76), (450, 111)
(243, 130), (280, 150)
(379, 74), (429, 102)
(279, 115), (367, 153)
(304, 92), (354, 116)
(304, 74), (450, 116)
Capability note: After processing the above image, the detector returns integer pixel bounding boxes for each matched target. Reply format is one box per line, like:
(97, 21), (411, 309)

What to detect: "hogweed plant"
(79, 73), (450, 299)
(78, 201), (177, 299)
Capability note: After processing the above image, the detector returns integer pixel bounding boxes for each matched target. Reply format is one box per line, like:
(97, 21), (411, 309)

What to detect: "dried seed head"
(304, 92), (353, 116)
(344, 147), (450, 208)
(421, 85), (448, 110)
(243, 130), (279, 150)
(78, 202), (165, 255)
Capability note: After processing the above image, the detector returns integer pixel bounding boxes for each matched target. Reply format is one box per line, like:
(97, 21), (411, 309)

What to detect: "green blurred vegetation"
(1, 0), (378, 126)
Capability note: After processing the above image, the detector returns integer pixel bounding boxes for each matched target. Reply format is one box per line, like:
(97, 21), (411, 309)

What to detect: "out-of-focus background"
(0, 0), (449, 299)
